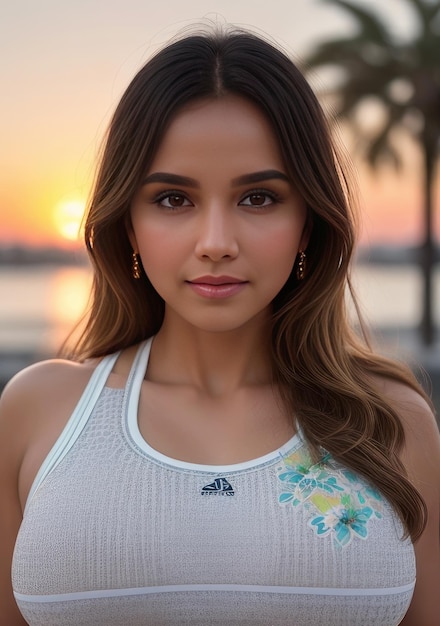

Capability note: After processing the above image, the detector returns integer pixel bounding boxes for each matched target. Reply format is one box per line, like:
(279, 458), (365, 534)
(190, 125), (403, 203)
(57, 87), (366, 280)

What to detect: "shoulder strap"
(24, 351), (120, 514)
(124, 337), (153, 426)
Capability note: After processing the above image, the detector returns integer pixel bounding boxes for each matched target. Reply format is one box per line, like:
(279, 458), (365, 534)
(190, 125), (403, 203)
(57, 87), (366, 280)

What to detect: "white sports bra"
(12, 338), (416, 625)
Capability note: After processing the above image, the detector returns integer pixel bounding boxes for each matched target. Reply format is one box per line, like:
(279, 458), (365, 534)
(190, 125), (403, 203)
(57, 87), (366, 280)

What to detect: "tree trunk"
(420, 136), (436, 346)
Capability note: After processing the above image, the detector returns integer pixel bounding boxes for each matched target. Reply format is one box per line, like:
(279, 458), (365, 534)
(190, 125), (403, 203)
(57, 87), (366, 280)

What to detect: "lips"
(188, 275), (246, 286)
(186, 276), (248, 299)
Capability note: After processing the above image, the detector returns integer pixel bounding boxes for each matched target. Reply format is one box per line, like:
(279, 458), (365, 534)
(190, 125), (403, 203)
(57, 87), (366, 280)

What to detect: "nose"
(194, 205), (239, 261)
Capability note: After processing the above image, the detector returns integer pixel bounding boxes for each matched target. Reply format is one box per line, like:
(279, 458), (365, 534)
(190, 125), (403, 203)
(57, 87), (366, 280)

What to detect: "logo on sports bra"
(201, 478), (235, 496)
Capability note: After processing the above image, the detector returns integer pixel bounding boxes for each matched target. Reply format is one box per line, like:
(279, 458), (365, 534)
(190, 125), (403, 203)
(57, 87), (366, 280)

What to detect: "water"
(1, 263), (439, 356)
(0, 265), (92, 354)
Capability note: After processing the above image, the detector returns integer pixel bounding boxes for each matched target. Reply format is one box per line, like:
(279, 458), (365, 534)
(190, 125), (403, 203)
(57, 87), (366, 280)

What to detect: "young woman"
(1, 28), (439, 626)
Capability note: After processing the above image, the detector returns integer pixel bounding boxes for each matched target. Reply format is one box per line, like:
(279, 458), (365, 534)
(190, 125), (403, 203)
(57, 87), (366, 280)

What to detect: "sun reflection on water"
(50, 266), (92, 351)
(0, 265), (92, 355)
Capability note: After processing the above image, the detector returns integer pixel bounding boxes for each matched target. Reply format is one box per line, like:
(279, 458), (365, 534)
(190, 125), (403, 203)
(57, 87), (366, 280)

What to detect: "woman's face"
(129, 95), (309, 335)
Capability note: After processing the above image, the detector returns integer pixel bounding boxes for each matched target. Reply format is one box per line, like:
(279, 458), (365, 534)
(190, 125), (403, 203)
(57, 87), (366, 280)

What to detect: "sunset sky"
(1, 0), (439, 248)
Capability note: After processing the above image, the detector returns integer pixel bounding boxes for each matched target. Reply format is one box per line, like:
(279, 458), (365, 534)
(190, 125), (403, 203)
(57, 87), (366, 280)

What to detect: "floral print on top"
(276, 445), (383, 548)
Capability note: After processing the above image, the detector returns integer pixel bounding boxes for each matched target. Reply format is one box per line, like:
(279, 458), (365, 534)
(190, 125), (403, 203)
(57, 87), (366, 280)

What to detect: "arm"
(390, 385), (440, 626)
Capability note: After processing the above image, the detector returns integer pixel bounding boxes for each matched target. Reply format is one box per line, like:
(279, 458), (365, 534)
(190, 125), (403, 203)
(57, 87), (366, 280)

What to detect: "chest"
(137, 382), (294, 465)
(14, 426), (414, 592)
(12, 391), (416, 626)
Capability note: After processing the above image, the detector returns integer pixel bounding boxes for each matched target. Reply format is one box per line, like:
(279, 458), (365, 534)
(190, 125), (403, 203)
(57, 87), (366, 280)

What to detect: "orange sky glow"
(1, 0), (439, 250)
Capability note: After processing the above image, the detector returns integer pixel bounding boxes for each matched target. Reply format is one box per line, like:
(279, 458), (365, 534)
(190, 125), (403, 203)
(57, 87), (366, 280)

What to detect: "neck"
(148, 316), (272, 396)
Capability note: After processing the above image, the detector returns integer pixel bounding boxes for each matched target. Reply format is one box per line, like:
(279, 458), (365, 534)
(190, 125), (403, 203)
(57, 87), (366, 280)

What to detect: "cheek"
(136, 228), (185, 283)
(261, 222), (303, 265)
(132, 218), (170, 259)
(139, 241), (170, 271)
(133, 211), (187, 243)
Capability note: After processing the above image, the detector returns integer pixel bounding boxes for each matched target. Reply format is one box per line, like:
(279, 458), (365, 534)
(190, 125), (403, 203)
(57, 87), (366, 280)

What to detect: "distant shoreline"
(0, 245), (88, 267)
(2, 243), (439, 267)
(355, 244), (440, 266)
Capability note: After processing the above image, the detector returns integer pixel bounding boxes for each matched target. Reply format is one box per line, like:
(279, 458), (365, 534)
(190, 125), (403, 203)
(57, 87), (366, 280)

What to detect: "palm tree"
(304, 0), (440, 345)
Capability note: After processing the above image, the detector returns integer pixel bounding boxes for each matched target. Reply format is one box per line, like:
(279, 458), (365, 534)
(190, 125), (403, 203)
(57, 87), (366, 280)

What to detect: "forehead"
(149, 95), (285, 172)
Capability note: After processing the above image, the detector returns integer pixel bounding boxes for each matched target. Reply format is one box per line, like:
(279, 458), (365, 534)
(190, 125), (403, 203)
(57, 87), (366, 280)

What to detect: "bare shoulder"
(0, 342), (141, 440)
(372, 375), (439, 455)
(1, 357), (98, 402)
(0, 358), (97, 434)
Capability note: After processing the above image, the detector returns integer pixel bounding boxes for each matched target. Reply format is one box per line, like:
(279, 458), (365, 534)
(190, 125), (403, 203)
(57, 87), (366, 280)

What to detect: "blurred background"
(1, 0), (439, 413)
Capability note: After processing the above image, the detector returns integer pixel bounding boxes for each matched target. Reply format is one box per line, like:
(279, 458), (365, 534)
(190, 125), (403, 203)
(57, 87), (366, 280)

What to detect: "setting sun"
(54, 200), (86, 242)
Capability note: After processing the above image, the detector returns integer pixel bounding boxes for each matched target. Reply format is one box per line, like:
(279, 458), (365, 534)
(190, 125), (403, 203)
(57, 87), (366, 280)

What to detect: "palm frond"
(319, 0), (394, 43)
(308, 0), (440, 345)
(407, 0), (440, 35)
(305, 0), (440, 160)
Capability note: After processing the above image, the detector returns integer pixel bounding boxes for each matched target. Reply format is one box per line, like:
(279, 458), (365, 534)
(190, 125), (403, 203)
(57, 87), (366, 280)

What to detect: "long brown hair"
(65, 27), (428, 541)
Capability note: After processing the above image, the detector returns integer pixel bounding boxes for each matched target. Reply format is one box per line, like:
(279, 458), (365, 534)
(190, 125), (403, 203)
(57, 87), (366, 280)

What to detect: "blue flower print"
(340, 469), (383, 513)
(276, 446), (383, 548)
(277, 450), (343, 506)
(310, 502), (374, 547)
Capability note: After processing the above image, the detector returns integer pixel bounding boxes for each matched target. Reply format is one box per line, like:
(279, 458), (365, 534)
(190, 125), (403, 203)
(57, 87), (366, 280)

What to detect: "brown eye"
(239, 191), (277, 208)
(156, 193), (192, 209)
(167, 194), (185, 207)
(249, 193), (266, 206)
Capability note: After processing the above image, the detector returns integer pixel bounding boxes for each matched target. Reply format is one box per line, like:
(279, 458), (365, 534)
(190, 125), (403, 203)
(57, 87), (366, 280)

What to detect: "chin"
(176, 312), (269, 336)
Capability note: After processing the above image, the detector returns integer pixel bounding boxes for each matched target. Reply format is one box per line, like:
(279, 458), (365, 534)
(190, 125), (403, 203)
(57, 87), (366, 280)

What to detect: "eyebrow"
(232, 170), (290, 186)
(141, 169), (290, 188)
(142, 172), (199, 187)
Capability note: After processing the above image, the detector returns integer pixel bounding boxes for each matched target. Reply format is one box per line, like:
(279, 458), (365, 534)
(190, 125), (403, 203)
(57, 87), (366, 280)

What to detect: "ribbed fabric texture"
(12, 342), (416, 625)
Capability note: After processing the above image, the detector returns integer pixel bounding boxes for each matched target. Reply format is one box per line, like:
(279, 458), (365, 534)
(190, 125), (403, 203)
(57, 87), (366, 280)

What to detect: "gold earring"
(296, 250), (306, 280)
(132, 252), (141, 279)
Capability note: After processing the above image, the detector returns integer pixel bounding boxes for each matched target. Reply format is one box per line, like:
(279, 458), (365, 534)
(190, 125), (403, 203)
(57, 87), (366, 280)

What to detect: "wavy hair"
(65, 27), (428, 540)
